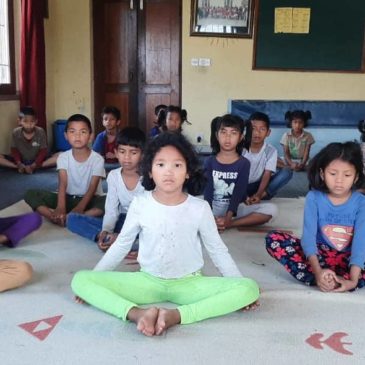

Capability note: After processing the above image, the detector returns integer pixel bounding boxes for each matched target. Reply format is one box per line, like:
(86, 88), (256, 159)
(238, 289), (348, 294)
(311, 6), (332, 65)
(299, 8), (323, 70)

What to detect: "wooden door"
(93, 0), (181, 134)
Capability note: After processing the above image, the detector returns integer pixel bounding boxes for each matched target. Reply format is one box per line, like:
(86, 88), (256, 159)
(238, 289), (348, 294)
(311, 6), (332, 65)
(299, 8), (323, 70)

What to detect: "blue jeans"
(66, 213), (139, 251)
(247, 168), (293, 199)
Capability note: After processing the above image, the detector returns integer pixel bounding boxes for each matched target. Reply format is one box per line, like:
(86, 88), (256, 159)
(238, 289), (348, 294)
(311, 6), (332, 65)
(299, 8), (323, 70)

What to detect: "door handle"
(130, 0), (133, 10)
(129, 71), (134, 82)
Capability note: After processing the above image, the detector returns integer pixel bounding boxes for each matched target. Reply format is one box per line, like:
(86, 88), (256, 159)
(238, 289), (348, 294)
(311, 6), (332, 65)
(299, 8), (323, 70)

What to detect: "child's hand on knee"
(215, 216), (226, 232)
(51, 209), (66, 226)
(97, 232), (117, 252)
(24, 163), (36, 174)
(246, 195), (261, 205)
(17, 163), (25, 173)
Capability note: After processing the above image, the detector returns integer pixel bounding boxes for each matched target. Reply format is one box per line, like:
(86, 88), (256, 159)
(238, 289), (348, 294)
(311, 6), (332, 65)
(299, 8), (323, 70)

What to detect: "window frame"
(0, 0), (16, 96)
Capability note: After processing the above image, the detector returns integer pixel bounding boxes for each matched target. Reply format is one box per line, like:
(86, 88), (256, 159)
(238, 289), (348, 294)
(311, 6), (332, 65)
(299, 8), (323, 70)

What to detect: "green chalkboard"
(253, 0), (365, 71)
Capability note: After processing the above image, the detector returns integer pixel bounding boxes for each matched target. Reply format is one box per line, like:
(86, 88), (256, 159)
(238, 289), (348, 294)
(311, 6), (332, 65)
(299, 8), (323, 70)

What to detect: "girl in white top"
(71, 132), (259, 337)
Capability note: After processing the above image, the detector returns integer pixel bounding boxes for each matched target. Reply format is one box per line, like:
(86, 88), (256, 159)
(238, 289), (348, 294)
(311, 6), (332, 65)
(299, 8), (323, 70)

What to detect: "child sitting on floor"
(0, 106), (58, 173)
(92, 106), (121, 164)
(243, 112), (293, 203)
(266, 142), (365, 292)
(71, 132), (259, 337)
(149, 104), (167, 137)
(159, 105), (190, 133)
(280, 110), (315, 171)
(204, 114), (277, 232)
(25, 114), (106, 226)
(66, 127), (146, 252)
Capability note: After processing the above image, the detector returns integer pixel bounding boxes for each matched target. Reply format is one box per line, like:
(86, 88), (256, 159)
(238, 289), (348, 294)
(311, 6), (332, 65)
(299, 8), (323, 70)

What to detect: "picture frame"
(190, 0), (254, 38)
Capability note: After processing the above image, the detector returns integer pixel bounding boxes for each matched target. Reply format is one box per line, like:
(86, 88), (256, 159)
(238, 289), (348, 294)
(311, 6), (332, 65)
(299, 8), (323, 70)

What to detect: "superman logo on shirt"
(322, 225), (353, 251)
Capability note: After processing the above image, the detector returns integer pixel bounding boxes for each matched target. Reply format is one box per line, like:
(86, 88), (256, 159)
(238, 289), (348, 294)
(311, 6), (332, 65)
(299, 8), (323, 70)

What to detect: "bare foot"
(324, 272), (339, 290)
(75, 295), (86, 304)
(50, 212), (66, 227)
(0, 234), (9, 246)
(155, 308), (181, 336)
(242, 300), (260, 312)
(128, 307), (159, 337)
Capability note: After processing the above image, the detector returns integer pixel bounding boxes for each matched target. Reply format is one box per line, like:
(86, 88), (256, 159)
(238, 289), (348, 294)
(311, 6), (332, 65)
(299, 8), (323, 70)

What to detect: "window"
(0, 0), (15, 95)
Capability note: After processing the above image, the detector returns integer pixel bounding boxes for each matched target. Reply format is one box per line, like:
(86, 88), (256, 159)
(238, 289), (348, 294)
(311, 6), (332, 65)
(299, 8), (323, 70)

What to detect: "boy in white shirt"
(66, 127), (145, 252)
(25, 114), (106, 226)
(242, 112), (293, 204)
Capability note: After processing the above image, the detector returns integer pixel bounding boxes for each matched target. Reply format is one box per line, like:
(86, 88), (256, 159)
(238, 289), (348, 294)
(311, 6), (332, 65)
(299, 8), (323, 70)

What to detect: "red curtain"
(20, 0), (47, 130)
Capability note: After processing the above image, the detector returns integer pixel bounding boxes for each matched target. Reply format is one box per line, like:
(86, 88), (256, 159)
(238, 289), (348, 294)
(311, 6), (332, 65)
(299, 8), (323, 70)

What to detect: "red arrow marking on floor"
(18, 315), (63, 341)
(306, 332), (352, 355)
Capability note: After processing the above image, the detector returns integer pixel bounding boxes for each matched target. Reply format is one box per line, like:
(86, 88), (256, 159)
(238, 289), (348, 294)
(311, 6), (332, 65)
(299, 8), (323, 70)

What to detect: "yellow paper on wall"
(292, 8), (311, 33)
(275, 8), (293, 33)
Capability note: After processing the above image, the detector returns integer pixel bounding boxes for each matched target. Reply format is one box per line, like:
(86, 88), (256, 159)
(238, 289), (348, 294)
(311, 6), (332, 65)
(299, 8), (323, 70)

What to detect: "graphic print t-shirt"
(204, 155), (250, 215)
(301, 190), (365, 268)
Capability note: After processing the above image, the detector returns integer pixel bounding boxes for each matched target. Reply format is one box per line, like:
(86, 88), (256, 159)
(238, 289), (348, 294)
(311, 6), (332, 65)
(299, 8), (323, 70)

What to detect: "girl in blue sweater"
(266, 142), (365, 292)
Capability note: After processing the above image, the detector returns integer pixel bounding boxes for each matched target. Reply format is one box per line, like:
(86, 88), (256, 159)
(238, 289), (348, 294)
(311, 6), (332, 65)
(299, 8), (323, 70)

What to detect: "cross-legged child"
(205, 114), (277, 232)
(72, 132), (259, 336)
(0, 106), (58, 173)
(243, 112), (293, 203)
(92, 106), (121, 164)
(149, 104), (167, 137)
(66, 127), (145, 252)
(24, 114), (106, 226)
(266, 142), (365, 292)
(280, 110), (315, 171)
(159, 105), (190, 133)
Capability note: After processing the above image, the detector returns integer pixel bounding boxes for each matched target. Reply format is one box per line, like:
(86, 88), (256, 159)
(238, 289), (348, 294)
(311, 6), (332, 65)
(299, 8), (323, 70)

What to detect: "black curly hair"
(159, 105), (190, 132)
(141, 132), (205, 195)
(285, 110), (312, 128)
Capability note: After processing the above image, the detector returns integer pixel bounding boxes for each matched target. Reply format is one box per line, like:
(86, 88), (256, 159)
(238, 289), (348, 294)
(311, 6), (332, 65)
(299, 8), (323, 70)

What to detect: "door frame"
(92, 0), (182, 134)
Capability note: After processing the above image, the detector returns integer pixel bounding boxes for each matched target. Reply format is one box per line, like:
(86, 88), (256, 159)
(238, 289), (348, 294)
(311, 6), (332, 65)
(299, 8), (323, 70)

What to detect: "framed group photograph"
(190, 0), (254, 38)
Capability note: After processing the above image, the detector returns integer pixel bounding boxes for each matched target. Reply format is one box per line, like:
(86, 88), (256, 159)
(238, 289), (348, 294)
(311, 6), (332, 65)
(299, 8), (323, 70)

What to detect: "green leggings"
(71, 270), (259, 324)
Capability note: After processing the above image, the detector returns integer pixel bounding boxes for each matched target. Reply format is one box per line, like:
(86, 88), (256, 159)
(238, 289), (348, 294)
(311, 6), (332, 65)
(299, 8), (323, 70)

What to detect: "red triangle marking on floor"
(18, 315), (63, 341)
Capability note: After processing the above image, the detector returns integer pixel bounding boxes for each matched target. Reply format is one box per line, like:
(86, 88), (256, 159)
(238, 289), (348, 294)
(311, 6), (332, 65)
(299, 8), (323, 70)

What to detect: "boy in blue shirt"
(93, 106), (121, 164)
